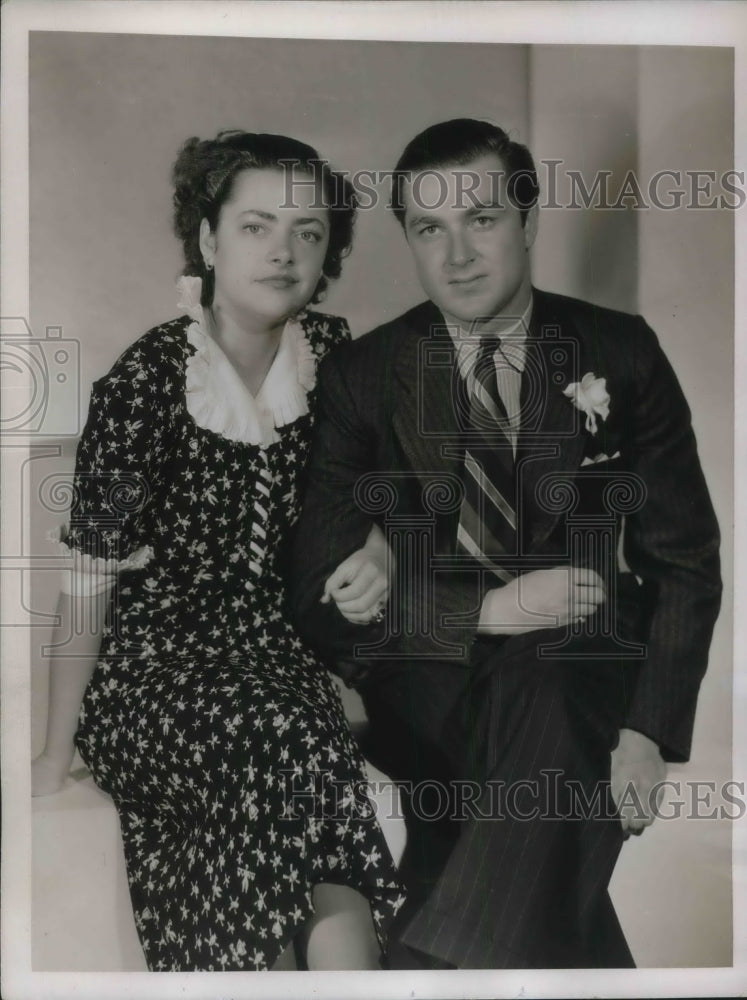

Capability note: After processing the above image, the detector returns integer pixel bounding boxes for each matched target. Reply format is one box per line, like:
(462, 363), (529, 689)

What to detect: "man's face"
(402, 153), (537, 331)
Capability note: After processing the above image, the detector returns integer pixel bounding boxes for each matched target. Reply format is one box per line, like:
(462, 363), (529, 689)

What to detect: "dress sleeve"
(50, 335), (176, 597)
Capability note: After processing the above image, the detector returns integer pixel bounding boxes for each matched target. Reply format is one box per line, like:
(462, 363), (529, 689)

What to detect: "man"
(291, 119), (721, 969)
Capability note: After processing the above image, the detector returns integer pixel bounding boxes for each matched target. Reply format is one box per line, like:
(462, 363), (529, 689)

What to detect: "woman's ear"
(199, 218), (216, 269)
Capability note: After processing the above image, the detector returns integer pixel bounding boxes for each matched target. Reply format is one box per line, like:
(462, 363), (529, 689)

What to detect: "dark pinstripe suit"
(291, 288), (722, 968)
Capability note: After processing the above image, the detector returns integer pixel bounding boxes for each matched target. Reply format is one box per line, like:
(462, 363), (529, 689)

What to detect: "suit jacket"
(291, 288), (722, 763)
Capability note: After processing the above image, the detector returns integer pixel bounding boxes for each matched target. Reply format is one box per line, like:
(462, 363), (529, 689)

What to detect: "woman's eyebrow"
(238, 209), (327, 228)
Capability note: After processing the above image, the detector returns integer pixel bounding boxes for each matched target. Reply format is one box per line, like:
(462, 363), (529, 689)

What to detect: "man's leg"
(397, 640), (639, 969)
(357, 661), (480, 968)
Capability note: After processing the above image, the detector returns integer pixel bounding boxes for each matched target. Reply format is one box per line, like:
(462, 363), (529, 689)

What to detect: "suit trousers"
(358, 631), (641, 969)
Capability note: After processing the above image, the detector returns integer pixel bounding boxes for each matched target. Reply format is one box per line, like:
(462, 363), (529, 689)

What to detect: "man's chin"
(434, 297), (505, 330)
(440, 309), (495, 331)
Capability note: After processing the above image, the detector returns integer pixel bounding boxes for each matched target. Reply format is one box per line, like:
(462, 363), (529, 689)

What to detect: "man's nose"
(446, 231), (474, 268)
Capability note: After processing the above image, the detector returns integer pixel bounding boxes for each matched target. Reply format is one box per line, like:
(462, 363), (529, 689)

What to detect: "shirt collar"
(444, 295), (533, 374)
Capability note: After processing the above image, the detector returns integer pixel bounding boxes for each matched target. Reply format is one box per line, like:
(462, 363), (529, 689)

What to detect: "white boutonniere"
(563, 372), (610, 435)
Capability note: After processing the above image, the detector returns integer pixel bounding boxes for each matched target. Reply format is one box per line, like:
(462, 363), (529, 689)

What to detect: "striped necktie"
(456, 338), (519, 584)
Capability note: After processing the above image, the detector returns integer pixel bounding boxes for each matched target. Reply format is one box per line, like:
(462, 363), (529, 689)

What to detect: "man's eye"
(298, 231), (321, 244)
(418, 225), (440, 237)
(243, 223), (263, 234)
(473, 215), (496, 228)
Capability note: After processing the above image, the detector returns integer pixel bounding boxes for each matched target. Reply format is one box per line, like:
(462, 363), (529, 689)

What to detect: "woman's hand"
(479, 566), (606, 635)
(321, 524), (393, 625)
(31, 752), (71, 797)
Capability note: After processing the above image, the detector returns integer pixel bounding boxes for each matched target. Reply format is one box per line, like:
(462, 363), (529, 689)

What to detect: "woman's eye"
(298, 230), (321, 244)
(243, 223), (264, 234)
(418, 225), (440, 237)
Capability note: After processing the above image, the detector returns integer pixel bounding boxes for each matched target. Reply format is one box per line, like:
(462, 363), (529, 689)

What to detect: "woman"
(32, 130), (402, 972)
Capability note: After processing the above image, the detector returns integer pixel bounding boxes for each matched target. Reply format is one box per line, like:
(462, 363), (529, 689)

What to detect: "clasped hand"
(479, 566), (607, 635)
(321, 524), (392, 625)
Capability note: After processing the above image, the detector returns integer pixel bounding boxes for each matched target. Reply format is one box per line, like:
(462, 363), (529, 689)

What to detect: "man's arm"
(291, 346), (388, 659)
(291, 343), (482, 666)
(293, 343), (611, 667)
(621, 317), (722, 763)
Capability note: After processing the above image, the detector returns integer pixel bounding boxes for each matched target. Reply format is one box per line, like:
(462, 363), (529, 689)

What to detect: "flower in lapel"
(563, 372), (610, 435)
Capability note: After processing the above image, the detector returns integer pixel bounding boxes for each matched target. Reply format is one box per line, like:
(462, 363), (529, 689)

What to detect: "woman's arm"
(32, 330), (173, 795)
(32, 590), (107, 796)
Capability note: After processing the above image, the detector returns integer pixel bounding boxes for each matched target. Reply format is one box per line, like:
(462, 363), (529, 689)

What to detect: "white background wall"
(529, 43), (734, 967)
(27, 32), (734, 970)
(28, 32), (529, 381)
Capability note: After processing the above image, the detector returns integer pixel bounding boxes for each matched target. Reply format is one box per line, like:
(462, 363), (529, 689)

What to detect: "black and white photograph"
(1, 2), (745, 998)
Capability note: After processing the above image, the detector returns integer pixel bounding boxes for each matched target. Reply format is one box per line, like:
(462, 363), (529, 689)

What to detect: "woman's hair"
(172, 130), (357, 305)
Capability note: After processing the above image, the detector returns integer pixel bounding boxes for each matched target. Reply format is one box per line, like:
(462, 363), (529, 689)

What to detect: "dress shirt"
(445, 298), (533, 454)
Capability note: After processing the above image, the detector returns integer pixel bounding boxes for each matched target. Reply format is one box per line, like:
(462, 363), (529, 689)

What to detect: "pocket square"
(580, 450), (621, 467)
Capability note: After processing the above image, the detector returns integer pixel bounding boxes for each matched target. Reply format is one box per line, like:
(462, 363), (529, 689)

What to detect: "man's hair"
(391, 118), (540, 228)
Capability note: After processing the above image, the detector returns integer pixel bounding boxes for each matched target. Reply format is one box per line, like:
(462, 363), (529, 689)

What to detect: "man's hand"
(610, 728), (667, 837)
(478, 566), (606, 635)
(321, 524), (393, 625)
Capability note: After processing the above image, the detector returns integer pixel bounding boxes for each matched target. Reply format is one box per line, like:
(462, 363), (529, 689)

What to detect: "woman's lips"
(257, 275), (298, 289)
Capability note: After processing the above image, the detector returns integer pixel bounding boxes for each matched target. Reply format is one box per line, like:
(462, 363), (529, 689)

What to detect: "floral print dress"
(52, 279), (404, 971)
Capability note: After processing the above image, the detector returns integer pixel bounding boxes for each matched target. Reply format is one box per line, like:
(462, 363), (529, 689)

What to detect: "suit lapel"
(517, 289), (587, 550)
(392, 301), (463, 489)
(390, 292), (590, 551)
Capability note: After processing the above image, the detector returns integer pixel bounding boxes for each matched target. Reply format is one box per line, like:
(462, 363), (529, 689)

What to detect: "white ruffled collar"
(176, 275), (316, 447)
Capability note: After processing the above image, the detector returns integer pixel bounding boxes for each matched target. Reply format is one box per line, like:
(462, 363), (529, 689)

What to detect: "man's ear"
(523, 204), (539, 251)
(199, 218), (216, 268)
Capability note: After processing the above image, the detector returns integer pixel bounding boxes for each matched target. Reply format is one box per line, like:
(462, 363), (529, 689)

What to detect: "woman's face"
(201, 167), (330, 331)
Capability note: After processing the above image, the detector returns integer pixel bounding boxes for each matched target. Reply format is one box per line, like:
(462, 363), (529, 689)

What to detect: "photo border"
(2, 2), (745, 998)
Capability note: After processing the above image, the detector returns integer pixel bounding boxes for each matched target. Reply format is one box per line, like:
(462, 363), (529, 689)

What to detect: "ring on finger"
(371, 601), (386, 624)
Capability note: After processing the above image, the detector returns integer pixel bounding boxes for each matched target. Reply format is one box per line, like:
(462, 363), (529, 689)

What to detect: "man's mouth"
(449, 274), (486, 287)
